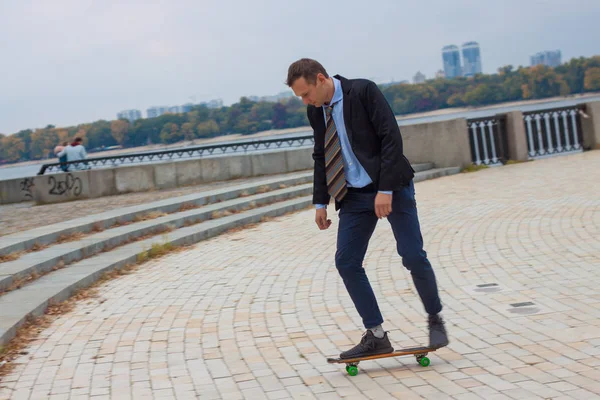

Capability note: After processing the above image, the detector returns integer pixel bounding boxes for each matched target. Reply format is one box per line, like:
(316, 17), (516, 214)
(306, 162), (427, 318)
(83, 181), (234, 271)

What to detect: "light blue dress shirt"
(316, 77), (391, 209)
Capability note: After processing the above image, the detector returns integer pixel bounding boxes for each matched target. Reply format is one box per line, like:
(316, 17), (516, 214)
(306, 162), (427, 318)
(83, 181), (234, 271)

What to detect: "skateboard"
(327, 346), (436, 376)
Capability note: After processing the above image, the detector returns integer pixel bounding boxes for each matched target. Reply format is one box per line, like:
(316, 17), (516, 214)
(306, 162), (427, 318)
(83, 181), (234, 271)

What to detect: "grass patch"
(462, 164), (490, 173)
(148, 241), (174, 258)
(137, 235), (177, 263)
(505, 159), (528, 165)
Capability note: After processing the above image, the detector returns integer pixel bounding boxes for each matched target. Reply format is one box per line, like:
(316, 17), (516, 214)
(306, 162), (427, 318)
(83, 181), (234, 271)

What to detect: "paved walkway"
(1, 151), (599, 400)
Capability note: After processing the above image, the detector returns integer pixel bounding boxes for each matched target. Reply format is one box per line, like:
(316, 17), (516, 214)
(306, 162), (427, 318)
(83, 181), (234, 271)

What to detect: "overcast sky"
(1, 0), (599, 134)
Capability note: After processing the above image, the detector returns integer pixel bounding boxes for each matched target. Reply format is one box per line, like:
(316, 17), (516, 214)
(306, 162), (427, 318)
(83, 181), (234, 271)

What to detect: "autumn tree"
(111, 119), (130, 145)
(196, 120), (219, 138)
(159, 123), (182, 143)
(180, 122), (196, 141)
(0, 135), (26, 163)
(584, 67), (600, 91)
(30, 127), (60, 159)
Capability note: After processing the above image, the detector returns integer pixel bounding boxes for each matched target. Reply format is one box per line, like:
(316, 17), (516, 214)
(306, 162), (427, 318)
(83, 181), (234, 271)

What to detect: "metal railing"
(38, 135), (315, 175)
(522, 106), (585, 159)
(467, 115), (508, 165)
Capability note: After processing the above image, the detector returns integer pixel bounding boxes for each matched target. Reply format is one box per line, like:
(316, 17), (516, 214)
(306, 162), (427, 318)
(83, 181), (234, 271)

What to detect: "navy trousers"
(335, 180), (442, 329)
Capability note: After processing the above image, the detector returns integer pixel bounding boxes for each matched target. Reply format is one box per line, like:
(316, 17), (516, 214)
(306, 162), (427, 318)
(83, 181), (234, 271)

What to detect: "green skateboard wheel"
(347, 365), (358, 376)
(418, 356), (430, 367)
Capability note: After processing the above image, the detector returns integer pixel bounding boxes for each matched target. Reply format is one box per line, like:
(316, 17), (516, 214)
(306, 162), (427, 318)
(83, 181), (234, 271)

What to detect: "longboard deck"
(327, 346), (436, 364)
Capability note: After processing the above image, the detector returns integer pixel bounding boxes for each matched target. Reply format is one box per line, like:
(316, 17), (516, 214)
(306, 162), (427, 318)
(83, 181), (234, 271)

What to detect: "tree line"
(381, 56), (600, 115)
(1, 55), (599, 164)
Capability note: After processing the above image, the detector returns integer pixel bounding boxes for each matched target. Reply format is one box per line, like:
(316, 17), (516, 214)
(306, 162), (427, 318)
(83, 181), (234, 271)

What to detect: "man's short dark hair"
(286, 58), (329, 87)
(74, 137), (83, 143)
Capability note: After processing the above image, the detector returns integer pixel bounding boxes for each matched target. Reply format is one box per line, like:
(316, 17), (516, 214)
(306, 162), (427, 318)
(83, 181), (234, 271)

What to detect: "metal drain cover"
(510, 301), (535, 307)
(463, 284), (505, 295)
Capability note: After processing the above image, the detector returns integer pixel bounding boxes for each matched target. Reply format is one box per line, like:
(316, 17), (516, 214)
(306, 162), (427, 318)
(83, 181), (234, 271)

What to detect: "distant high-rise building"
(265, 91), (295, 102)
(117, 109), (142, 123)
(413, 71), (426, 84)
(530, 50), (562, 68)
(199, 99), (223, 109)
(379, 80), (409, 88)
(462, 42), (482, 77)
(244, 91), (294, 103)
(442, 45), (462, 79)
(181, 103), (194, 113)
(164, 103), (194, 114)
(147, 106), (169, 118)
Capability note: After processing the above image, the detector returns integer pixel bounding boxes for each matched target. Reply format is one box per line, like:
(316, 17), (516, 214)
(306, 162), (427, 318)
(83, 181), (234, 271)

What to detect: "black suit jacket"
(308, 75), (415, 210)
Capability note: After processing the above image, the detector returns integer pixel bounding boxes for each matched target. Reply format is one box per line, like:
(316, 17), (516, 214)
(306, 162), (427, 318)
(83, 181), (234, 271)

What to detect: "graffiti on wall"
(48, 174), (82, 197)
(20, 178), (35, 199)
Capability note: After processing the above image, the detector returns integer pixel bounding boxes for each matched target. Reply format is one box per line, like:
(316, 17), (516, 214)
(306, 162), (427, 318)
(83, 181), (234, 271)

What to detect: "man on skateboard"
(286, 58), (449, 359)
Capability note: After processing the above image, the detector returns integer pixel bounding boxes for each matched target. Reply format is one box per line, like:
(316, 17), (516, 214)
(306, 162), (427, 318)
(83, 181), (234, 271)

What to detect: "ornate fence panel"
(522, 106), (584, 159)
(467, 115), (508, 166)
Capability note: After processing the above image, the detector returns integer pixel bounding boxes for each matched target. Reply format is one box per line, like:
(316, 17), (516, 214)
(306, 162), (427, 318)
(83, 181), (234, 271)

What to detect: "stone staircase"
(0, 163), (460, 347)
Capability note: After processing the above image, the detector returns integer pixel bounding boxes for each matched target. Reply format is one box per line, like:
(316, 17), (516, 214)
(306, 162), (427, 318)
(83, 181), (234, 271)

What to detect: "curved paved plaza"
(1, 151), (599, 400)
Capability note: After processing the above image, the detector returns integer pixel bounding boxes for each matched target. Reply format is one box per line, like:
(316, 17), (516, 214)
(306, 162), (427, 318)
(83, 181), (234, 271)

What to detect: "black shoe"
(340, 330), (394, 359)
(429, 314), (449, 349)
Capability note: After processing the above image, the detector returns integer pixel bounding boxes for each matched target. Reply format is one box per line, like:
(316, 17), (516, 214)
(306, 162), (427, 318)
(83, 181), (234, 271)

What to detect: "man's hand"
(374, 192), (393, 218)
(315, 208), (332, 230)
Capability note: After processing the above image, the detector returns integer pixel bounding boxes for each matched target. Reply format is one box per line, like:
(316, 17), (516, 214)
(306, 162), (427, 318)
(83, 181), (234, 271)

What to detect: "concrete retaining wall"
(32, 171), (91, 204)
(582, 101), (600, 150)
(401, 118), (473, 168)
(504, 111), (529, 161)
(0, 176), (37, 204)
(31, 148), (314, 205)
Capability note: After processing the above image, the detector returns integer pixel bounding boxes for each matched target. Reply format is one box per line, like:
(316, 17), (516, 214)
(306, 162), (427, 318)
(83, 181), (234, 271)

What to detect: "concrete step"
(0, 171), (313, 257)
(0, 183), (312, 292)
(414, 166), (461, 183)
(0, 196), (312, 347)
(412, 162), (434, 173)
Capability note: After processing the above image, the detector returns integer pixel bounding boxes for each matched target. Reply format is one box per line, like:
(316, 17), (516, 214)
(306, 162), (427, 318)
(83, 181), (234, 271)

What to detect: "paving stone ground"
(1, 151), (599, 400)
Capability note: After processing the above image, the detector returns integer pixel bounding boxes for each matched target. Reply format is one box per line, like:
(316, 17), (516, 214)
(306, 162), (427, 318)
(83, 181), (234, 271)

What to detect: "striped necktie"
(324, 104), (348, 202)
